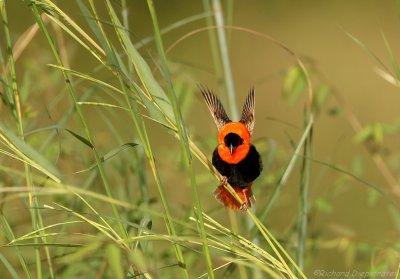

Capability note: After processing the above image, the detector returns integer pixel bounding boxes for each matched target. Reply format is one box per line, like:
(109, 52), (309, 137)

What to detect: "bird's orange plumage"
(217, 122), (251, 164)
(201, 87), (262, 211)
(214, 183), (255, 210)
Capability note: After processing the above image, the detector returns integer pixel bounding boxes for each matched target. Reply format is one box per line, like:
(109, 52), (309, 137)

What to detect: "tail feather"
(214, 183), (255, 211)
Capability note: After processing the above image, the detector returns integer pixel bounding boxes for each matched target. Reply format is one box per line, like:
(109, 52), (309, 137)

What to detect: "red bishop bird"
(201, 87), (263, 210)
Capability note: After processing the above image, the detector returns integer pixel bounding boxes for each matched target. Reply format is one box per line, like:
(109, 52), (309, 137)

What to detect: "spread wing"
(200, 86), (231, 130)
(240, 88), (255, 134)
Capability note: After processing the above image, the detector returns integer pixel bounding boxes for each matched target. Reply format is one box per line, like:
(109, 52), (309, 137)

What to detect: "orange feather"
(214, 183), (255, 211)
(217, 122), (251, 164)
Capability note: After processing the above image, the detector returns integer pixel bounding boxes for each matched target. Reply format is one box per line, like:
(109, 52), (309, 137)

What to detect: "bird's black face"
(224, 133), (244, 155)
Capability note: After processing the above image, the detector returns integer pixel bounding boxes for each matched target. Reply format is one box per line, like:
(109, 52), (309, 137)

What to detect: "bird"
(201, 87), (263, 211)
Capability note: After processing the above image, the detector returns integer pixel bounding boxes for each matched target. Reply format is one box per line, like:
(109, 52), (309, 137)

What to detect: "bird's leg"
(239, 187), (251, 211)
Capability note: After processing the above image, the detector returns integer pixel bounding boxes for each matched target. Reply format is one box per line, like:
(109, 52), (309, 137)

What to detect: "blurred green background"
(1, 0), (400, 278)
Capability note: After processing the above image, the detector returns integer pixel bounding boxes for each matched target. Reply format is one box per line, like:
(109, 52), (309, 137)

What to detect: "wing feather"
(200, 86), (231, 130)
(240, 88), (255, 134)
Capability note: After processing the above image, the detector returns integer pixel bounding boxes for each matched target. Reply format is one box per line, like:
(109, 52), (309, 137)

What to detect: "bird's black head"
(224, 133), (244, 155)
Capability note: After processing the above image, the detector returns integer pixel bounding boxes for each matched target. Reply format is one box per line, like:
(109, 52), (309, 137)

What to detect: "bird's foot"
(239, 202), (250, 211)
(220, 176), (228, 185)
(239, 188), (255, 211)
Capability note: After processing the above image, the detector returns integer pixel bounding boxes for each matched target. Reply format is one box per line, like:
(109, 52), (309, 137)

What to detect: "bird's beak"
(229, 144), (234, 155)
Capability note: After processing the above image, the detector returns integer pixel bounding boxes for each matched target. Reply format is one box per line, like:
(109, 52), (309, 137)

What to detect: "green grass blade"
(47, 64), (125, 95)
(0, 125), (61, 182)
(145, 1), (215, 278)
(258, 116), (314, 223)
(65, 129), (94, 148)
(202, 0), (225, 100)
(27, 1), (129, 245)
(106, 244), (125, 279)
(246, 211), (297, 279)
(1, 2), (55, 276)
(103, 4), (175, 123)
(212, 0), (238, 119)
(306, 157), (400, 209)
(75, 142), (139, 173)
(102, 1), (189, 275)
(39, 0), (105, 55)
(0, 253), (19, 279)
(381, 30), (400, 84)
(255, 216), (307, 279)
(0, 214), (32, 279)
(296, 115), (313, 271)
(345, 31), (390, 74)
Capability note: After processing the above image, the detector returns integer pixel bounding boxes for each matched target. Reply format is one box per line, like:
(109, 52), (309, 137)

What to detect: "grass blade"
(212, 0), (238, 119)
(146, 1), (215, 278)
(0, 125), (61, 182)
(296, 115), (313, 271)
(102, 1), (190, 275)
(27, 0), (129, 246)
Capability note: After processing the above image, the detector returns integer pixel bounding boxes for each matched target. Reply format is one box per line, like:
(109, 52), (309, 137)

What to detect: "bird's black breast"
(212, 145), (263, 188)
